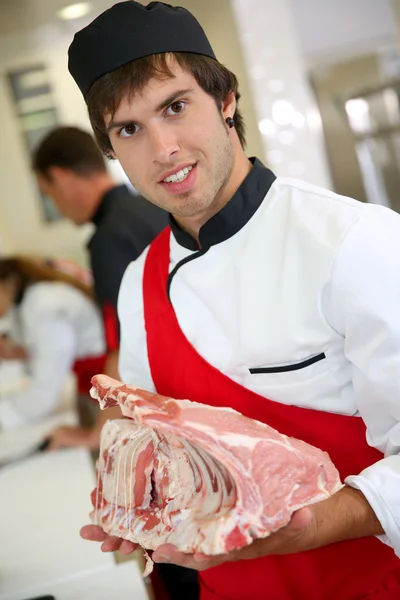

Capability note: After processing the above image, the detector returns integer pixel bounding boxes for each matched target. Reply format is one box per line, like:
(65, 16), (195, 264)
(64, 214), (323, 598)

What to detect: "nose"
(149, 123), (180, 164)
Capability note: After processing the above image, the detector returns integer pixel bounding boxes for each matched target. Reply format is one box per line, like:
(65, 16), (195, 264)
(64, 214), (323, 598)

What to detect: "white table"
(3, 562), (149, 600)
(0, 411), (148, 600)
(0, 410), (78, 464)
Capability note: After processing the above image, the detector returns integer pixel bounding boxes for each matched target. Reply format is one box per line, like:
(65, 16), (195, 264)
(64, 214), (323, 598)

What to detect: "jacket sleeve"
(0, 313), (76, 428)
(322, 207), (400, 556)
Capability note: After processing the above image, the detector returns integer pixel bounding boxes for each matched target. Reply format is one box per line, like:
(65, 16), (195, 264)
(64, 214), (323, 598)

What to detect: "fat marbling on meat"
(90, 375), (342, 572)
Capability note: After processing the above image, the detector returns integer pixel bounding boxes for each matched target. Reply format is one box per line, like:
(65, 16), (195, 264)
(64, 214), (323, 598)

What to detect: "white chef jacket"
(0, 281), (105, 429)
(0, 308), (28, 395)
(118, 158), (400, 557)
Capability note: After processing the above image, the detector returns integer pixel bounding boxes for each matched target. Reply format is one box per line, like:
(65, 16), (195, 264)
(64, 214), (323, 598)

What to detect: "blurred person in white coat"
(0, 257), (106, 429)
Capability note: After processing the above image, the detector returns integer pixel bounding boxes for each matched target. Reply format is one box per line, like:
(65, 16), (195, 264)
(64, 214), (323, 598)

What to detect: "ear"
(221, 91), (237, 121)
(47, 165), (71, 183)
(35, 171), (50, 188)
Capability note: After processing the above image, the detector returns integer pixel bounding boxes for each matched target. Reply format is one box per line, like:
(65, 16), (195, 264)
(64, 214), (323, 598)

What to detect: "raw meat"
(90, 375), (342, 571)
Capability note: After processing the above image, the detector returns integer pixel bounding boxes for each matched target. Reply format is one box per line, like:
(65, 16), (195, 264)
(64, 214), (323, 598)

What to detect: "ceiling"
(0, 0), (397, 65)
(0, 0), (119, 36)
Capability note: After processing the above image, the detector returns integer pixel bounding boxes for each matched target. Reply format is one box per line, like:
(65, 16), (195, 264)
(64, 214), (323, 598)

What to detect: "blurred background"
(0, 0), (399, 266)
(1, 1), (400, 599)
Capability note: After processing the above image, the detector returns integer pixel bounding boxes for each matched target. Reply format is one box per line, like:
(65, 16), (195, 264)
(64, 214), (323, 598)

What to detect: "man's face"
(36, 170), (83, 225)
(105, 60), (235, 219)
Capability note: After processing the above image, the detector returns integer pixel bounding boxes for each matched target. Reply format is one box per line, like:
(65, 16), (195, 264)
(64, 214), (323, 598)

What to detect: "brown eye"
(166, 101), (185, 116)
(118, 124), (139, 138)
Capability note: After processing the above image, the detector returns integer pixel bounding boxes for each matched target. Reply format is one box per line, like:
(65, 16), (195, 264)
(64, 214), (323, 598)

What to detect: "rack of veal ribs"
(89, 375), (342, 575)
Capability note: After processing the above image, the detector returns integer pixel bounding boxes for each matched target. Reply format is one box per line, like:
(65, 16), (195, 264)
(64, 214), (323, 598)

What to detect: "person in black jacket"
(32, 126), (168, 450)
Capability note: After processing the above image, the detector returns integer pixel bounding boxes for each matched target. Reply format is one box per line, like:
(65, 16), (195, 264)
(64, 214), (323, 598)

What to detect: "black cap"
(68, 1), (216, 99)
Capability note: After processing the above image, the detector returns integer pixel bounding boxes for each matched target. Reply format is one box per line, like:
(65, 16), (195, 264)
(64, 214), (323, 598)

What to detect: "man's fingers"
(152, 544), (184, 565)
(101, 536), (123, 552)
(80, 524), (107, 542)
(45, 427), (69, 451)
(80, 525), (131, 554)
(80, 508), (314, 566)
(152, 544), (221, 571)
(46, 437), (60, 451)
(119, 540), (138, 555)
(287, 507), (313, 530)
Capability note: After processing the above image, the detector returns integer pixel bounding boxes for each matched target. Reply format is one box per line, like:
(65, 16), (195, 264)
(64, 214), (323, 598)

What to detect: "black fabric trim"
(169, 158), (276, 250)
(249, 353), (326, 374)
(167, 247), (210, 302)
(90, 185), (129, 226)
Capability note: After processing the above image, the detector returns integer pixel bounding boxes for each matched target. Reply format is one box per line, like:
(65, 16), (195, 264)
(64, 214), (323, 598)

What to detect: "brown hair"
(0, 256), (95, 303)
(86, 52), (246, 157)
(32, 126), (106, 179)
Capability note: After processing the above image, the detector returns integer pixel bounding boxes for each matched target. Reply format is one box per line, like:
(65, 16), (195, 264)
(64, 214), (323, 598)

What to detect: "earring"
(226, 117), (235, 128)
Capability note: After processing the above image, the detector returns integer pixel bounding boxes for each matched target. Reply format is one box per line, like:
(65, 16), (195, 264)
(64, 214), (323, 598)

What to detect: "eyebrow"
(155, 88), (194, 112)
(106, 88), (194, 134)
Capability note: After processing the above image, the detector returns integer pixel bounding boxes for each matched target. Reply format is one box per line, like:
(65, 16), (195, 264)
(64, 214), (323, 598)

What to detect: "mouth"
(159, 163), (196, 184)
(158, 163), (198, 195)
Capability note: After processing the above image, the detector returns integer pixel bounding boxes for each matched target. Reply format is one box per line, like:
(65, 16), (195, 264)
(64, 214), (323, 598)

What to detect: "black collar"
(91, 184), (129, 226)
(169, 158), (276, 250)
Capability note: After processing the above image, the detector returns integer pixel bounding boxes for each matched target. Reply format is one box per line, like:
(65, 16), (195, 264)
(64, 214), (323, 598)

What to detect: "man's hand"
(0, 336), (28, 360)
(80, 488), (139, 554)
(47, 425), (100, 451)
(151, 508), (313, 569)
(47, 405), (123, 451)
(79, 486), (384, 568)
(151, 486), (384, 569)
(80, 524), (138, 555)
(79, 508), (312, 561)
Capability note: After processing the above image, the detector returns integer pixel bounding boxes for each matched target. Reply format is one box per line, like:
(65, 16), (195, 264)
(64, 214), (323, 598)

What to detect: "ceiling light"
(57, 2), (92, 21)
(291, 111), (305, 128)
(272, 100), (295, 126)
(268, 79), (285, 94)
(278, 130), (295, 145)
(258, 118), (276, 137)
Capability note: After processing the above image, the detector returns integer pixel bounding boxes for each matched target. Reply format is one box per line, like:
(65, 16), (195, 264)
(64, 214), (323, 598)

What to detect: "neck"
(83, 174), (116, 221)
(174, 151), (252, 243)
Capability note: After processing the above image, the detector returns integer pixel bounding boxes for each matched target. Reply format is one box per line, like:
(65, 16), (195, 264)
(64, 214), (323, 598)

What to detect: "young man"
(68, 2), (400, 599)
(33, 127), (168, 449)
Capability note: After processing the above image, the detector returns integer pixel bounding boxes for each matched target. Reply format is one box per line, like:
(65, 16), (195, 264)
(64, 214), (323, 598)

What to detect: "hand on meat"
(81, 519), (138, 555)
(151, 485), (383, 569)
(81, 486), (382, 572)
(80, 375), (381, 572)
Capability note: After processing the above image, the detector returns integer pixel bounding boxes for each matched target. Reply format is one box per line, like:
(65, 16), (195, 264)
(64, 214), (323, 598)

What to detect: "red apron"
(73, 354), (107, 395)
(143, 227), (400, 600)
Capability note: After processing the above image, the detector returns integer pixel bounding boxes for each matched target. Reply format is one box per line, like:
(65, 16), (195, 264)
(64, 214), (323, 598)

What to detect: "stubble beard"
(164, 130), (234, 219)
(131, 122), (234, 218)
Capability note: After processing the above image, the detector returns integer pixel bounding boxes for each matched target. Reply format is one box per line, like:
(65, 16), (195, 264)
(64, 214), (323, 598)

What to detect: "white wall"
(0, 22), (94, 264)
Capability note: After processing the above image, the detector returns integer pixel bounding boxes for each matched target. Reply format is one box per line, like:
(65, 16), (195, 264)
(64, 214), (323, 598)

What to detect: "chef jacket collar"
(169, 157), (276, 251)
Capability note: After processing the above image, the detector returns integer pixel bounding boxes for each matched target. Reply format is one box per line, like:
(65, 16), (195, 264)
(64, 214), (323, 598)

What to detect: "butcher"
(68, 2), (400, 599)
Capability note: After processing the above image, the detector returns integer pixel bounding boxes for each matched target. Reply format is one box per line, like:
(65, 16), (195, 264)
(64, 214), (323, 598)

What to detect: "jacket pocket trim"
(249, 352), (326, 374)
